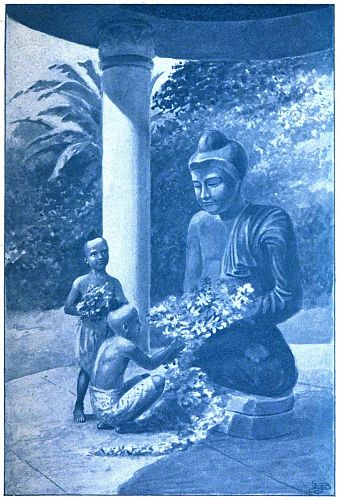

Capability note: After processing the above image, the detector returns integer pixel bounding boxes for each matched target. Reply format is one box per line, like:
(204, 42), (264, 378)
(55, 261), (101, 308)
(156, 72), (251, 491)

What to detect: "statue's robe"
(184, 202), (302, 397)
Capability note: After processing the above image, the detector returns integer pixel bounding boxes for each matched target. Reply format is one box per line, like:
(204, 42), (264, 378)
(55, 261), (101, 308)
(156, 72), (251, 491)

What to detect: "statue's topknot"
(197, 130), (230, 152)
(189, 130), (248, 180)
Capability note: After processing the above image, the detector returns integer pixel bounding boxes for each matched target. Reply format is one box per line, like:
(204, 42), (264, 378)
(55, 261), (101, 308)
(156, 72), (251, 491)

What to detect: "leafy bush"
(5, 122), (102, 310)
(151, 51), (334, 307)
(5, 61), (164, 311)
(6, 52), (333, 310)
(6, 61), (102, 311)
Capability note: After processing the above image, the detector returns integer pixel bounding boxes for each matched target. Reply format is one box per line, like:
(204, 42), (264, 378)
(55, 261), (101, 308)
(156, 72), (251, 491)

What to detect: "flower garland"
(76, 283), (121, 319)
(89, 278), (254, 457)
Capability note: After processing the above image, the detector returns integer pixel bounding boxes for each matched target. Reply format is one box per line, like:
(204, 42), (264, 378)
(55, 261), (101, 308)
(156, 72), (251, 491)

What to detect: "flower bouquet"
(76, 283), (121, 320)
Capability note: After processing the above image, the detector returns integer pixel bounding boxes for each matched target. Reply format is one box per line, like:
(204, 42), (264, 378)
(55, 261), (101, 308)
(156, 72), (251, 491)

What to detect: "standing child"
(64, 234), (128, 423)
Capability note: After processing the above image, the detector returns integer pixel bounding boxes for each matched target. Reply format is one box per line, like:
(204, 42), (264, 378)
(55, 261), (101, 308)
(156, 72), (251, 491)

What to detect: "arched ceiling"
(6, 4), (333, 61)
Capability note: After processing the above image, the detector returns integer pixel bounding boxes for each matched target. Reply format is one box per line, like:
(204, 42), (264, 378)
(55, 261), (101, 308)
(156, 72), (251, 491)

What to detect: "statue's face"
(190, 163), (239, 215)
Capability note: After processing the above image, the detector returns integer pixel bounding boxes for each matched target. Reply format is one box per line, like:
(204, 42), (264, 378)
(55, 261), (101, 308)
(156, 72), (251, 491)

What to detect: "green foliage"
(10, 61), (102, 180)
(6, 61), (103, 310)
(5, 135), (102, 309)
(6, 52), (334, 311)
(5, 60), (165, 311)
(151, 50), (334, 306)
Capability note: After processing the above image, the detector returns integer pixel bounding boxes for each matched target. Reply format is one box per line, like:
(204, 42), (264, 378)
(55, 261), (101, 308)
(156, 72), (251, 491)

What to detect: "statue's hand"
(240, 298), (260, 323)
(244, 345), (269, 364)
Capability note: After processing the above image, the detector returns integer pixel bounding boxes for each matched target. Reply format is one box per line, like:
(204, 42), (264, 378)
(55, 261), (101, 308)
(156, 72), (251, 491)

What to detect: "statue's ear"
(123, 323), (129, 332)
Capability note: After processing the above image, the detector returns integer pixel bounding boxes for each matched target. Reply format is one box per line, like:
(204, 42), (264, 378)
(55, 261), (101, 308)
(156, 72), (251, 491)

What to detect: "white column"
(99, 20), (154, 350)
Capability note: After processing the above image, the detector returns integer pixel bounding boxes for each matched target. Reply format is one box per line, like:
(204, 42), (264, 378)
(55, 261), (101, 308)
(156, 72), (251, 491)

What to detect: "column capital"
(99, 19), (155, 71)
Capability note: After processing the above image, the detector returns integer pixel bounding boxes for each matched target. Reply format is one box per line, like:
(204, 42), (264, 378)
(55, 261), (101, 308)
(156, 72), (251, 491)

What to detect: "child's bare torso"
(91, 337), (133, 391)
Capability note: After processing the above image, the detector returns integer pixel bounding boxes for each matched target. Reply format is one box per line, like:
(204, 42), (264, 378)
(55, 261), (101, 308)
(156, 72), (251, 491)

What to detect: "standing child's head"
(84, 234), (109, 271)
(107, 305), (141, 340)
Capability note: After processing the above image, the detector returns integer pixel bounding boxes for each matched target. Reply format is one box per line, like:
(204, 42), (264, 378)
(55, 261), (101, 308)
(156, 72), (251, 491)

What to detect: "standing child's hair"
(84, 229), (102, 241)
(78, 229), (102, 260)
(82, 230), (107, 256)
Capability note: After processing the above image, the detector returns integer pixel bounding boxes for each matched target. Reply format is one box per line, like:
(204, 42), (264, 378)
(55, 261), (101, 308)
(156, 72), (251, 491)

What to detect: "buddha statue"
(184, 130), (302, 397)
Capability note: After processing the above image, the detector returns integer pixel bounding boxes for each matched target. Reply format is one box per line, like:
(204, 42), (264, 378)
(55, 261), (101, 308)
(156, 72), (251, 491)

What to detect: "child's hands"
(163, 338), (184, 368)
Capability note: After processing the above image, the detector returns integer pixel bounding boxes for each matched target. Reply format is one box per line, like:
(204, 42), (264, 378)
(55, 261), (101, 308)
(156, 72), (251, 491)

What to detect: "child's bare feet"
(73, 404), (86, 423)
(97, 421), (114, 430)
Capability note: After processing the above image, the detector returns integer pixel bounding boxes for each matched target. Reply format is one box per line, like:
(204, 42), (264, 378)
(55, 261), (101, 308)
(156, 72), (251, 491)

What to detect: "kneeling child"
(90, 304), (183, 431)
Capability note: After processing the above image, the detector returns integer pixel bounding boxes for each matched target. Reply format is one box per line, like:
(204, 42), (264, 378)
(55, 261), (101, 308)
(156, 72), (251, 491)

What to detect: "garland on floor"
(89, 278), (254, 457)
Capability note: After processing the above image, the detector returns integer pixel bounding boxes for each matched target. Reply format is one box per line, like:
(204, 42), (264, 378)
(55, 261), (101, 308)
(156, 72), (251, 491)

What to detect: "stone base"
(217, 409), (295, 440)
(222, 390), (295, 416)
(216, 390), (295, 439)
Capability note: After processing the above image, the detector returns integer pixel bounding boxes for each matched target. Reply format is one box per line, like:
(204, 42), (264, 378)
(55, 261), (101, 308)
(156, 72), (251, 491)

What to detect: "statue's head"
(188, 130), (248, 215)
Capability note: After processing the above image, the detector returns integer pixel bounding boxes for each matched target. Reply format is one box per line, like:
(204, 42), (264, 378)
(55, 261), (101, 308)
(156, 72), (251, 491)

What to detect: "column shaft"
(99, 20), (154, 350)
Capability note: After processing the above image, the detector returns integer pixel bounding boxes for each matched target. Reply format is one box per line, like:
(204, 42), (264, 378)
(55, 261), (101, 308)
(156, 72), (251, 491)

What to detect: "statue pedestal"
(216, 390), (295, 439)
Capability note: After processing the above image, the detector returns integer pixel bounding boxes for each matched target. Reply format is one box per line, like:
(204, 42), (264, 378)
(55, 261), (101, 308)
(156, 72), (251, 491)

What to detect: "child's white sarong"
(76, 317), (111, 376)
(90, 376), (162, 426)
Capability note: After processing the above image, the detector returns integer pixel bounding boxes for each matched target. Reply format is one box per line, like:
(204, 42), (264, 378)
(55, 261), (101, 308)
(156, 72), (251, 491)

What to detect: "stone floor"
(5, 354), (334, 496)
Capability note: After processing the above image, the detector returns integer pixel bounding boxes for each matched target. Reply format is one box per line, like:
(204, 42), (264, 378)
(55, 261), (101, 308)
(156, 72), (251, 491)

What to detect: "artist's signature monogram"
(308, 481), (331, 495)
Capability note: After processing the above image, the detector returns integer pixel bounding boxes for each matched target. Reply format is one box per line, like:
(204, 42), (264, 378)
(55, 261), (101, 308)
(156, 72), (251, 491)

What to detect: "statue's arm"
(184, 217), (203, 292)
(251, 209), (303, 324)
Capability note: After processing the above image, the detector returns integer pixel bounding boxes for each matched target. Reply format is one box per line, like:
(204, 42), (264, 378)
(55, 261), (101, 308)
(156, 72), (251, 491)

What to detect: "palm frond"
(58, 93), (101, 125)
(77, 60), (102, 94)
(25, 142), (72, 164)
(38, 105), (97, 127)
(10, 118), (54, 130)
(10, 60), (103, 180)
(49, 63), (101, 97)
(37, 106), (100, 140)
(27, 129), (89, 150)
(62, 116), (101, 140)
(48, 140), (93, 180)
(40, 91), (101, 126)
(150, 111), (164, 121)
(38, 81), (101, 111)
(38, 106), (78, 119)
(10, 80), (61, 102)
(151, 71), (165, 90)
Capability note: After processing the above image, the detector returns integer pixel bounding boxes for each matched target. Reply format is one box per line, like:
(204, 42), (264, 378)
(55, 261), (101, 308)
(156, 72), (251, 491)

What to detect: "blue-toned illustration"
(5, 4), (334, 496)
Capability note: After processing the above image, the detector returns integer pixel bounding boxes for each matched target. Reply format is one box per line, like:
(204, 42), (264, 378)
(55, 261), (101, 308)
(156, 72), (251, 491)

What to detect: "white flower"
(189, 306), (201, 317)
(203, 389), (213, 398)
